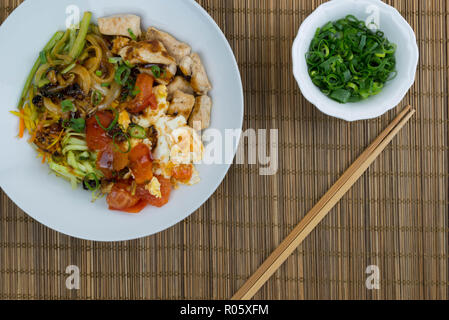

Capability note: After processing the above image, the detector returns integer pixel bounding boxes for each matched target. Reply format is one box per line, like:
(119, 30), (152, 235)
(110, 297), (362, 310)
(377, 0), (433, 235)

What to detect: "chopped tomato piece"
(107, 183), (140, 211)
(122, 200), (148, 214)
(148, 94), (158, 110)
(96, 144), (129, 179)
(86, 111), (113, 151)
(125, 73), (158, 113)
(136, 175), (172, 207)
(129, 143), (153, 184)
(172, 164), (193, 182)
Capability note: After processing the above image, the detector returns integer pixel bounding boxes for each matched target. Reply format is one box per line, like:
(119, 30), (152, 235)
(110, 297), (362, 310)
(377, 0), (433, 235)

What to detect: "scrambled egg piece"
(186, 167), (201, 186)
(145, 177), (162, 198)
(133, 84), (169, 128)
(118, 110), (131, 130)
(153, 115), (204, 165)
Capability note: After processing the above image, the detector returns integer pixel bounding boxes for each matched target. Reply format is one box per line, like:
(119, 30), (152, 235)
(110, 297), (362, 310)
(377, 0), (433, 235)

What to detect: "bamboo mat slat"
(1, 0), (448, 300)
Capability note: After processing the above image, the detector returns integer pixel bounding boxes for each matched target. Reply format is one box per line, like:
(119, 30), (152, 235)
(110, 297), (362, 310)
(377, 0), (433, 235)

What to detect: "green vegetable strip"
(306, 15), (397, 103)
(69, 11), (92, 61)
(17, 31), (64, 109)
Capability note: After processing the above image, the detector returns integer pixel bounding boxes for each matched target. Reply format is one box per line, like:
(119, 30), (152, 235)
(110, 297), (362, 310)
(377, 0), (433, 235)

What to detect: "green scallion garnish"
(108, 57), (122, 64)
(150, 65), (161, 78)
(95, 109), (119, 132)
(113, 132), (132, 154)
(83, 172), (100, 191)
(306, 15), (397, 103)
(91, 90), (103, 106)
(128, 28), (137, 41)
(127, 124), (146, 139)
(114, 65), (131, 85)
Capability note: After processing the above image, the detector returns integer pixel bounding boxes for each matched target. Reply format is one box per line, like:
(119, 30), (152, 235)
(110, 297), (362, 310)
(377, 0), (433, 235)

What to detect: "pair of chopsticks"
(232, 106), (415, 300)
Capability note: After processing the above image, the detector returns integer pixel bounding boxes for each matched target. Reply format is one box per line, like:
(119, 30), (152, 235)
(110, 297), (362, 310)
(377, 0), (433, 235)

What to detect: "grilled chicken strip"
(188, 95), (212, 130)
(98, 14), (142, 38)
(146, 27), (191, 63)
(179, 55), (193, 77)
(190, 53), (212, 95)
(167, 76), (194, 100)
(118, 40), (176, 66)
(167, 90), (195, 121)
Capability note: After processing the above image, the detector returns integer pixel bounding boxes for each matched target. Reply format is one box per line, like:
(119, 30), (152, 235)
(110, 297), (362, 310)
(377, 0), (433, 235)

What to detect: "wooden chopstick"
(232, 106), (415, 300)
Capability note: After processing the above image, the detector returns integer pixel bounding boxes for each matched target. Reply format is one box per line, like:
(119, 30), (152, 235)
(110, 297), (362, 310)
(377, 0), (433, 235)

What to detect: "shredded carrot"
(47, 130), (64, 149)
(42, 154), (47, 164)
(29, 111), (47, 144)
(18, 109), (25, 138)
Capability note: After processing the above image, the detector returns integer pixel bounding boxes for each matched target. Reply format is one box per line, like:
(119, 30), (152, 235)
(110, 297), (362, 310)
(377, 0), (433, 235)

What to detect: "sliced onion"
(69, 65), (91, 94)
(56, 73), (75, 87)
(92, 80), (110, 96)
(98, 81), (121, 111)
(84, 45), (102, 72)
(43, 97), (62, 115)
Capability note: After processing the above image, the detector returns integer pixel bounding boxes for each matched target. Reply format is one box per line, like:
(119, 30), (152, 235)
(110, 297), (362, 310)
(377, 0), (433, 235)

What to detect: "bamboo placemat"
(1, 0), (448, 300)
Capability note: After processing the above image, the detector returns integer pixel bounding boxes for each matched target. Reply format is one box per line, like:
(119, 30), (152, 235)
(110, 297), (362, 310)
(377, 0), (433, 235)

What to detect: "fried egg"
(132, 84), (204, 181)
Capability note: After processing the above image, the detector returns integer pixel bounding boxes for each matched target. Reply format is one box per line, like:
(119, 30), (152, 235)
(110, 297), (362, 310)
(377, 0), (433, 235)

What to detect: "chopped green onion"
(150, 65), (161, 78)
(91, 91), (103, 106)
(113, 132), (132, 154)
(127, 124), (146, 139)
(114, 65), (131, 85)
(95, 109), (119, 132)
(128, 28), (137, 41)
(330, 88), (351, 103)
(95, 70), (103, 76)
(101, 82), (111, 87)
(83, 172), (100, 191)
(124, 60), (135, 68)
(61, 99), (75, 112)
(108, 57), (123, 64)
(306, 15), (396, 103)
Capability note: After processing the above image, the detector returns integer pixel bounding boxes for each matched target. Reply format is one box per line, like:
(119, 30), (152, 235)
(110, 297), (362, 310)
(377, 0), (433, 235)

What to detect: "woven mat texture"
(1, 0), (448, 300)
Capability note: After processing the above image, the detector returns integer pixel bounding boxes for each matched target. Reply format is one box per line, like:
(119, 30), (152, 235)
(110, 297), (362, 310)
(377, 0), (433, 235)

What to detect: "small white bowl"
(292, 0), (419, 121)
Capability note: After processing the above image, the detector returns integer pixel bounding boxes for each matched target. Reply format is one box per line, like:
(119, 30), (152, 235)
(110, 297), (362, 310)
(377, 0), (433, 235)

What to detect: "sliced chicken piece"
(164, 63), (177, 83)
(146, 27), (191, 63)
(98, 14), (142, 38)
(179, 55), (193, 77)
(167, 90), (195, 121)
(118, 40), (175, 65)
(111, 36), (131, 55)
(167, 76), (194, 100)
(138, 63), (177, 86)
(188, 95), (212, 130)
(190, 53), (212, 95)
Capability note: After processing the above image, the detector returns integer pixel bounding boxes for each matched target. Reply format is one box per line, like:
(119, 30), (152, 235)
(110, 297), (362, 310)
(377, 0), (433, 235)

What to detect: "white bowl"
(0, 0), (244, 241)
(292, 0), (419, 121)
